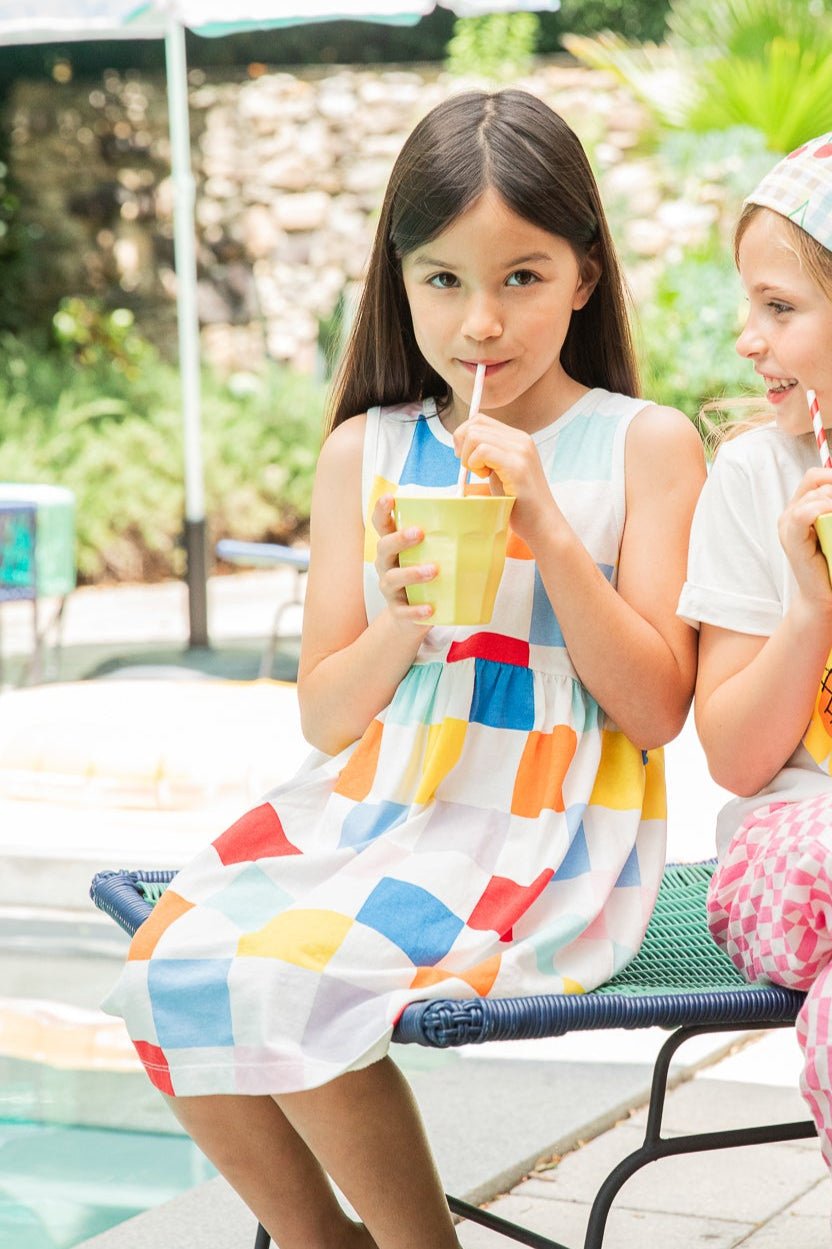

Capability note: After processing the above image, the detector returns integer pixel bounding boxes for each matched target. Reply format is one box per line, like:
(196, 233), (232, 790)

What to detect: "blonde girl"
(680, 133), (832, 1186)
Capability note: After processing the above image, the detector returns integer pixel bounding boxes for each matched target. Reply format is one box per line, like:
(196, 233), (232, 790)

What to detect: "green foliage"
(445, 13), (540, 80)
(564, 0), (832, 153)
(546, 0), (670, 46)
(562, 32), (692, 128)
(0, 325), (325, 583)
(686, 36), (832, 153)
(656, 125), (776, 201)
(202, 366), (324, 547)
(636, 241), (762, 421)
(666, 0), (828, 53)
(0, 154), (35, 334)
(52, 297), (152, 378)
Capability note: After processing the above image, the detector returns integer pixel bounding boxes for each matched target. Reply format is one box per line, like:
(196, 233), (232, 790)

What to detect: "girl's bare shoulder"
(625, 403), (707, 494)
(316, 412), (368, 475)
(629, 402), (704, 455)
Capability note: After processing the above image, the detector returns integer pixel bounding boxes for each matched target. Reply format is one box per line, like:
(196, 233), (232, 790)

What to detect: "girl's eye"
(506, 269), (539, 287)
(427, 272), (459, 289)
(768, 300), (792, 315)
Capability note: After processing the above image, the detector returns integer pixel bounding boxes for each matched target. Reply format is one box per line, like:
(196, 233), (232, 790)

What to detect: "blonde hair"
(705, 203), (832, 456)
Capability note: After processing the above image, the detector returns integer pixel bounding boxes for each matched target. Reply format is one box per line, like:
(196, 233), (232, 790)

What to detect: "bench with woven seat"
(90, 859), (814, 1249)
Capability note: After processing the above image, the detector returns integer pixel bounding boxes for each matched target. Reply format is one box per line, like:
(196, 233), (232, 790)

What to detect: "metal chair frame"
(90, 862), (814, 1249)
(215, 539), (308, 679)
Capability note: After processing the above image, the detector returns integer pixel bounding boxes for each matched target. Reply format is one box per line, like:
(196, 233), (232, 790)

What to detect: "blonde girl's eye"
(768, 300), (793, 315)
(427, 271), (459, 289)
(506, 269), (539, 287)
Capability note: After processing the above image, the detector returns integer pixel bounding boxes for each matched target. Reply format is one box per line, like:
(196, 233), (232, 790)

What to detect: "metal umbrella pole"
(165, 16), (208, 646)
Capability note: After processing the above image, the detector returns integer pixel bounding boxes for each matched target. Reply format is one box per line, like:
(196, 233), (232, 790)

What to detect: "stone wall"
(6, 60), (722, 377)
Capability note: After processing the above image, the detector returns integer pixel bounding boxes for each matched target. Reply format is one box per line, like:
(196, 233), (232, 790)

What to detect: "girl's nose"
(461, 292), (503, 342)
(735, 317), (765, 360)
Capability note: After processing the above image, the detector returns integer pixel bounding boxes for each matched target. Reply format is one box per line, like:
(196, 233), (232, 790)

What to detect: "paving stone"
(740, 1207), (830, 1248)
(524, 1120), (827, 1224)
(455, 1191), (752, 1249)
(629, 1073), (818, 1150)
(697, 1025), (805, 1088)
(786, 1179), (831, 1219)
(399, 1050), (655, 1206)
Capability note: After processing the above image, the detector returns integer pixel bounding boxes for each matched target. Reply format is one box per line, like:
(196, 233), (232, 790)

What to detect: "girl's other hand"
(779, 467), (832, 605)
(372, 495), (436, 630)
(452, 413), (557, 543)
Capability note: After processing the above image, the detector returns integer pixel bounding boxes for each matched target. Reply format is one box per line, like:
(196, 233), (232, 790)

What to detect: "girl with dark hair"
(103, 90), (705, 1249)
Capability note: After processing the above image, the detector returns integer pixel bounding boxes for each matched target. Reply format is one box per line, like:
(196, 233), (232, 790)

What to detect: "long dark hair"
(327, 89), (639, 432)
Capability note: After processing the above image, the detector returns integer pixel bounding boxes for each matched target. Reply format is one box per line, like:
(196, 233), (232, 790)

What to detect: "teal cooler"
(0, 484), (76, 596)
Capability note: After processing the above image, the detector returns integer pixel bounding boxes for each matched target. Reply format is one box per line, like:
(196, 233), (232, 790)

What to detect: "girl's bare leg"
(276, 1057), (460, 1249)
(164, 1091), (375, 1249)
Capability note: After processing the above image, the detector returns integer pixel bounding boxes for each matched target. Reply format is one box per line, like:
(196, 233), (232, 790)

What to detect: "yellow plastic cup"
(394, 493), (515, 625)
(816, 513), (832, 581)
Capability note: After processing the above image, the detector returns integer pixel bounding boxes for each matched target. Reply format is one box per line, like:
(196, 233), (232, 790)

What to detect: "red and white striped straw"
(809, 389), (832, 470)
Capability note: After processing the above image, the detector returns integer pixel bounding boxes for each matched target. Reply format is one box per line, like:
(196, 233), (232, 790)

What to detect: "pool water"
(0, 1118), (216, 1248)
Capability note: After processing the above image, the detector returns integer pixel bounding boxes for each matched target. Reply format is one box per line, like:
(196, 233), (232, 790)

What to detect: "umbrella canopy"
(0, 0), (559, 645)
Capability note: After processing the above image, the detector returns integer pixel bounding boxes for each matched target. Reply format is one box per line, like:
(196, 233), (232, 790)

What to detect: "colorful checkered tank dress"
(103, 388), (667, 1097)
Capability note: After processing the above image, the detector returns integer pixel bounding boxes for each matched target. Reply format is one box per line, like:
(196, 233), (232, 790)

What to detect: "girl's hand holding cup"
(452, 412), (556, 543)
(780, 468), (832, 602)
(372, 494), (436, 628)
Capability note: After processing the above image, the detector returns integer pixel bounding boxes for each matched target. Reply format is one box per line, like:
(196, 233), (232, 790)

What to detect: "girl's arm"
(694, 467), (832, 795)
(296, 415), (436, 755)
(455, 405), (706, 748)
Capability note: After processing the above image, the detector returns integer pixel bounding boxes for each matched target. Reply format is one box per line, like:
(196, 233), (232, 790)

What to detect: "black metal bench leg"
(243, 1021), (814, 1249)
(448, 1193), (571, 1249)
(582, 1020), (816, 1249)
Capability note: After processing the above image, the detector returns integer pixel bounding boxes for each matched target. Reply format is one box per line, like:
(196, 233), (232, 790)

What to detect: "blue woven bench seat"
(90, 860), (813, 1249)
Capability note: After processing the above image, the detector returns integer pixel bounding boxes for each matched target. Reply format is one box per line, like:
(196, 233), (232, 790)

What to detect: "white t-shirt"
(677, 422), (832, 856)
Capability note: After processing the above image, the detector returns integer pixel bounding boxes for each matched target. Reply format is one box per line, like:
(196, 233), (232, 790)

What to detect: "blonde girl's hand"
(779, 467), (832, 604)
(453, 413), (558, 542)
(372, 494), (436, 630)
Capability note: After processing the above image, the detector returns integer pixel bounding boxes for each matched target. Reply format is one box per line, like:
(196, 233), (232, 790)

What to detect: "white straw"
(457, 363), (486, 495)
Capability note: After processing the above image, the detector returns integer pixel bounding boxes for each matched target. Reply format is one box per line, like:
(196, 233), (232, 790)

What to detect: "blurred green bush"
(0, 304), (325, 583)
(445, 13), (540, 80)
(631, 128), (771, 424)
(565, 0), (832, 154)
(636, 243), (756, 421)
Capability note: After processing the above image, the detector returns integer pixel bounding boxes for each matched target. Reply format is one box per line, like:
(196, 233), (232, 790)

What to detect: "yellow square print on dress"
(588, 730), (652, 812)
(414, 717), (468, 804)
(237, 909), (353, 972)
(363, 474), (398, 564)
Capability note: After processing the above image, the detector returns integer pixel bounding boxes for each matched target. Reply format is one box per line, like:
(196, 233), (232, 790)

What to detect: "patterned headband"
(745, 132), (832, 251)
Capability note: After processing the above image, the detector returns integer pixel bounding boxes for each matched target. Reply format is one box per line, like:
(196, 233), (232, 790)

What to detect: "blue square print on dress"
(356, 878), (464, 965)
(148, 958), (234, 1049)
(469, 659), (534, 731)
(338, 801), (408, 852)
(615, 844), (641, 887)
(399, 417), (459, 488)
(550, 409), (618, 482)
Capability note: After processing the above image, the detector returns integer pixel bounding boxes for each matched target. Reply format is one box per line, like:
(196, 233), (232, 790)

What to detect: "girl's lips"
(460, 360), (509, 377)
(765, 381), (798, 405)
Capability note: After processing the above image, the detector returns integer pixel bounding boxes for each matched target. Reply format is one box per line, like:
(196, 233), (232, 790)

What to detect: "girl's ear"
(573, 245), (602, 310)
